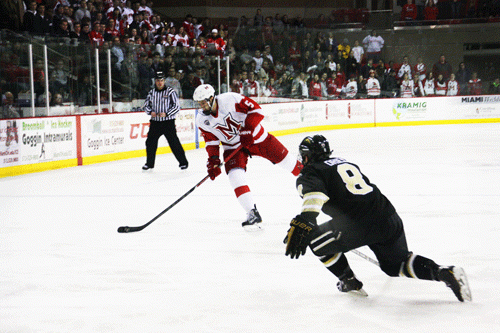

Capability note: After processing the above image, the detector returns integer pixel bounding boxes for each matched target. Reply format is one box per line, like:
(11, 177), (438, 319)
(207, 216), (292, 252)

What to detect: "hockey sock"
(399, 253), (440, 281)
(320, 253), (351, 278)
(228, 168), (255, 213)
(276, 153), (302, 176)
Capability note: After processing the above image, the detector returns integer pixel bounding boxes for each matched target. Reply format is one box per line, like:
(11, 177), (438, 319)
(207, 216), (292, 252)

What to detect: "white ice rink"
(1, 123), (500, 333)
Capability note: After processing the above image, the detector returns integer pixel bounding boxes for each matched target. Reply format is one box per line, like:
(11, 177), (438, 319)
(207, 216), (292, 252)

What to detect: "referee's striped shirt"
(143, 86), (180, 121)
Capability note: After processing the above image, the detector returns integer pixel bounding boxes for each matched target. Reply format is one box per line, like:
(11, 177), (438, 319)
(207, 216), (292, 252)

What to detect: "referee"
(142, 71), (188, 170)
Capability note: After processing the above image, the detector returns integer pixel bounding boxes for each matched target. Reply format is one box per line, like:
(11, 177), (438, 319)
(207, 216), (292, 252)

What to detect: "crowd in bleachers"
(1, 1), (500, 118)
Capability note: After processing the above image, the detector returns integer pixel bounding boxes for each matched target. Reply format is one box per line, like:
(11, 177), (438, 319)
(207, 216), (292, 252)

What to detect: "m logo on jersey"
(215, 113), (242, 141)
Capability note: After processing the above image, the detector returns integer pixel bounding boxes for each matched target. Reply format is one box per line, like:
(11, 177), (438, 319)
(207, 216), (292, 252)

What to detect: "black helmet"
(299, 135), (331, 165)
(155, 71), (166, 80)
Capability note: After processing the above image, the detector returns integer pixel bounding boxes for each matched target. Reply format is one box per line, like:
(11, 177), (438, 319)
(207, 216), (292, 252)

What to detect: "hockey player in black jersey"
(284, 134), (472, 302)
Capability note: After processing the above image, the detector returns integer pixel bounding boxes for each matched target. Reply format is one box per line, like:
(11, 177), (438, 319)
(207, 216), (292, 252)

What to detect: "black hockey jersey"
(297, 157), (395, 224)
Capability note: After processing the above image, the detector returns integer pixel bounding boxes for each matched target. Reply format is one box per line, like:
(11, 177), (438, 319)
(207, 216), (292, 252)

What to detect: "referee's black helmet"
(155, 71), (166, 80)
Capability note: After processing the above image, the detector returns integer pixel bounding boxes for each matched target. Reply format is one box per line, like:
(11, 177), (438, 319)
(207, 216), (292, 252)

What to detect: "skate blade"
(243, 224), (264, 232)
(453, 267), (472, 302)
(347, 288), (368, 298)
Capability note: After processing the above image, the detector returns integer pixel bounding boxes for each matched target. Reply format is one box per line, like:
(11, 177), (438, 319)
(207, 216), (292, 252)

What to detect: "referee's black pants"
(145, 119), (188, 168)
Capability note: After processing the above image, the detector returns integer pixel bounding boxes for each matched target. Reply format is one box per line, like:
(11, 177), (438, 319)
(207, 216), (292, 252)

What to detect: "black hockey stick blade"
(117, 147), (242, 233)
(117, 179), (204, 233)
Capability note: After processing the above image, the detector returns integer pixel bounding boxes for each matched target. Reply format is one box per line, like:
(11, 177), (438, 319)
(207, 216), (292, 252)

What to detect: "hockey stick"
(351, 249), (380, 267)
(117, 147), (242, 233)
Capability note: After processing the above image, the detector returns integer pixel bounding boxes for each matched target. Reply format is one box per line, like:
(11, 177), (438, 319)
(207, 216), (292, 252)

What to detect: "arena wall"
(1, 95), (499, 178)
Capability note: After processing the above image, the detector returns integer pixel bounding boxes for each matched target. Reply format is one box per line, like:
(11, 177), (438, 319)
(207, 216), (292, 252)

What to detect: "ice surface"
(1, 123), (499, 332)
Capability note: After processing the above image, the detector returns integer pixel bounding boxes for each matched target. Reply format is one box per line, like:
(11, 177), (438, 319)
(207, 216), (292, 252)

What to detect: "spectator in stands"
(312, 51), (325, 73)
(70, 22), (82, 40)
(246, 71), (261, 97)
(325, 32), (338, 52)
(455, 62), (471, 91)
(253, 49), (264, 73)
(111, 36), (125, 70)
(75, 1), (92, 24)
(288, 40), (302, 71)
(423, 71), (436, 96)
(361, 58), (375, 79)
(357, 75), (367, 99)
(51, 4), (66, 35)
(382, 69), (399, 97)
(400, 73), (414, 97)
(181, 71), (201, 99)
(275, 72), (293, 97)
(55, 19), (71, 38)
(262, 45), (274, 64)
(324, 71), (340, 99)
(467, 72), (482, 95)
(206, 29), (226, 57)
(292, 72), (309, 98)
(22, 1), (38, 33)
(488, 78), (500, 94)
(375, 59), (387, 86)
(351, 40), (364, 64)
(345, 50), (360, 80)
(435, 74), (448, 95)
(50, 60), (70, 95)
(129, 13), (142, 33)
(309, 73), (323, 100)
(413, 75), (425, 96)
(0, 92), (20, 119)
(80, 24), (91, 43)
(401, 0), (419, 24)
(363, 30), (384, 62)
(414, 56), (427, 81)
(337, 38), (351, 60)
(397, 55), (413, 81)
(174, 26), (190, 48)
(34, 4), (51, 35)
(273, 13), (285, 35)
(164, 67), (183, 99)
(432, 55), (453, 80)
(447, 73), (460, 95)
(62, 5), (75, 32)
(89, 21), (105, 46)
(104, 20), (120, 41)
(254, 9), (264, 27)
(344, 75), (358, 99)
(51, 93), (64, 106)
(324, 54), (337, 75)
(261, 16), (275, 46)
(424, 0), (439, 22)
(366, 69), (382, 98)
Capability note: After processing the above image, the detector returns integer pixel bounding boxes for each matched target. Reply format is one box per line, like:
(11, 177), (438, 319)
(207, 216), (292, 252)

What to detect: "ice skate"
(242, 205), (263, 231)
(142, 164), (153, 171)
(337, 275), (368, 297)
(438, 266), (472, 302)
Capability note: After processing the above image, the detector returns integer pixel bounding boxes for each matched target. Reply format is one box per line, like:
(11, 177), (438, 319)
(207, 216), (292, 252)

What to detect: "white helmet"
(193, 84), (215, 102)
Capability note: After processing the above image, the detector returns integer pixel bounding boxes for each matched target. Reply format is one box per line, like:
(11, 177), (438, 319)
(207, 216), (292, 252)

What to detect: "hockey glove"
(239, 128), (254, 148)
(207, 156), (222, 180)
(285, 215), (315, 259)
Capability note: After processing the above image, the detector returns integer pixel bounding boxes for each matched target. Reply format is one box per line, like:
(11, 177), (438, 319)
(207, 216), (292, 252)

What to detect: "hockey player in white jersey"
(193, 84), (303, 230)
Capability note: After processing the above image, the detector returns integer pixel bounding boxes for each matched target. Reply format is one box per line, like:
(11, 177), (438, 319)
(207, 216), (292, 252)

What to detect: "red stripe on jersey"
(244, 112), (264, 130)
(234, 185), (250, 198)
(235, 96), (261, 115)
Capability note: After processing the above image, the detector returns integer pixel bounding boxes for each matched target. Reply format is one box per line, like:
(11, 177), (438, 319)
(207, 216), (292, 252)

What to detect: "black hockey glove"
(285, 215), (315, 259)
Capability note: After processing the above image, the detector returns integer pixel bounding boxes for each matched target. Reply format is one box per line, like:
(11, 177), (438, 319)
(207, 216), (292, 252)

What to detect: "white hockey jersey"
(195, 92), (268, 153)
